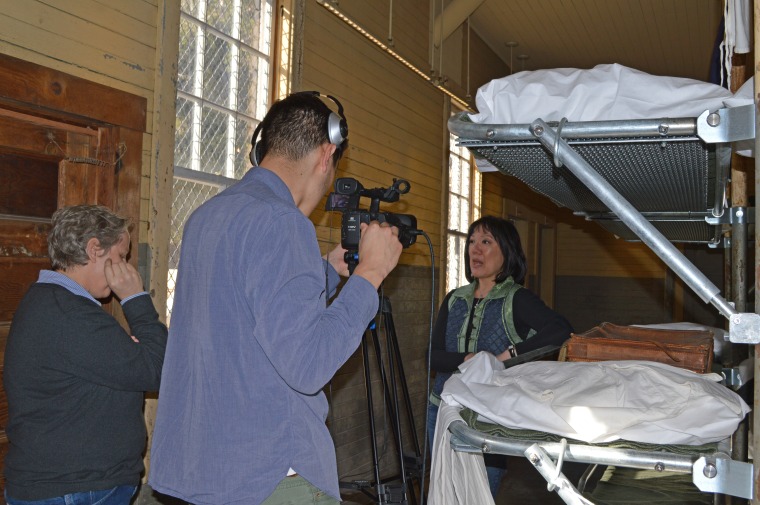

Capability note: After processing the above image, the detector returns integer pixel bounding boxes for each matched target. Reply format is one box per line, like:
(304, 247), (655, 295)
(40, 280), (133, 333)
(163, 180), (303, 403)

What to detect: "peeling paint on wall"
(123, 61), (145, 72)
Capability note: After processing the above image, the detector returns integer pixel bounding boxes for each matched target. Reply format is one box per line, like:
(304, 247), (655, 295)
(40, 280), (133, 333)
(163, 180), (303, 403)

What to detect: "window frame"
(445, 104), (481, 295)
(167, 0), (280, 324)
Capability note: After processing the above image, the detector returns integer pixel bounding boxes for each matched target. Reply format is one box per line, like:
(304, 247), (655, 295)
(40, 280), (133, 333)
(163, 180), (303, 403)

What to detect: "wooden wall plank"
(304, 4), (445, 270)
(0, 155), (58, 218)
(0, 53), (147, 132)
(0, 221), (50, 259)
(329, 0), (430, 72)
(0, 0), (156, 89)
(557, 221), (666, 278)
(0, 260), (48, 322)
(50, 0), (158, 32)
(114, 127), (144, 245)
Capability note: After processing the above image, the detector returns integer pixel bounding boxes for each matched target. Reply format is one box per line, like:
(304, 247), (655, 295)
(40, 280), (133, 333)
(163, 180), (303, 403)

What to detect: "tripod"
(340, 295), (423, 505)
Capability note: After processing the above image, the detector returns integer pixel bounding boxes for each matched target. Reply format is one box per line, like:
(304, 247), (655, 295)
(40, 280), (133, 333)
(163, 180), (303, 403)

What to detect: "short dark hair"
(254, 92), (346, 166)
(48, 205), (130, 271)
(464, 215), (527, 285)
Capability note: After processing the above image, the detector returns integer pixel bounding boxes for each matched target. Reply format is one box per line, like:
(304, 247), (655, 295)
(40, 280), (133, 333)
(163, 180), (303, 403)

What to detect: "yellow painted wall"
(304, 2), (445, 269)
(556, 221), (667, 279)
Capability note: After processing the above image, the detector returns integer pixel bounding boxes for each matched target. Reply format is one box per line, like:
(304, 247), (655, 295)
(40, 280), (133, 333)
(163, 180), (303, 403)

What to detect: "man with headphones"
(149, 92), (403, 505)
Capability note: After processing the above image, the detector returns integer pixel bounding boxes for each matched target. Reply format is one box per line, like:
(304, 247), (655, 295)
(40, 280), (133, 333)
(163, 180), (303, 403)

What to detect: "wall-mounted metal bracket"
(697, 105), (755, 143)
(693, 456), (754, 499)
(708, 236), (728, 249)
(721, 357), (754, 389)
(705, 206), (754, 226)
(728, 312), (760, 344)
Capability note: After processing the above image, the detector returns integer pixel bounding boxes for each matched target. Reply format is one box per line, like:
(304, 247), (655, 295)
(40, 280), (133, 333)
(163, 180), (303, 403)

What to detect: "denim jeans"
(5, 485), (137, 505)
(427, 402), (506, 498)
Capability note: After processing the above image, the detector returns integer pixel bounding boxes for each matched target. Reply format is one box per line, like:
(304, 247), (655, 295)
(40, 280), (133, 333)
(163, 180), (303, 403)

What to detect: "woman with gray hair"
(3, 204), (167, 505)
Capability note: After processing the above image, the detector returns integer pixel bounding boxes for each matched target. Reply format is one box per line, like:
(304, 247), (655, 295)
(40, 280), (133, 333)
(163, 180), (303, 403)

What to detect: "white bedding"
(464, 63), (755, 170)
(470, 63), (748, 125)
(440, 352), (750, 446)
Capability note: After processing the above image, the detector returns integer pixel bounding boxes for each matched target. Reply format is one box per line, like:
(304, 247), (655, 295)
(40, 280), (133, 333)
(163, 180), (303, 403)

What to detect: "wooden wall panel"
(0, 260), (49, 322)
(0, 0), (157, 98)
(0, 221), (50, 259)
(556, 222), (666, 279)
(302, 0), (448, 487)
(465, 22), (510, 92)
(303, 3), (444, 269)
(330, 0), (431, 73)
(0, 1), (165, 328)
(0, 53), (147, 132)
(0, 155), (57, 218)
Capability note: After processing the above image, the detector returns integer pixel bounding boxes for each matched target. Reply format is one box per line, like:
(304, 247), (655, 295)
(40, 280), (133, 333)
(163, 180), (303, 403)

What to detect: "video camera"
(326, 177), (418, 263)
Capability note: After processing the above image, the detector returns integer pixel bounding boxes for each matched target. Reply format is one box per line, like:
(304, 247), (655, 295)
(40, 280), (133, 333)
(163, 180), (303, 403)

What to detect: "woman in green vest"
(427, 215), (573, 498)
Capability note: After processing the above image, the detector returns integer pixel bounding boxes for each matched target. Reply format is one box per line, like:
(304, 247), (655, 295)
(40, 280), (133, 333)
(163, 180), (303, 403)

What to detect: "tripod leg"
(384, 322), (414, 505)
(385, 309), (422, 456)
(383, 309), (423, 505)
(369, 325), (408, 504)
(362, 329), (383, 502)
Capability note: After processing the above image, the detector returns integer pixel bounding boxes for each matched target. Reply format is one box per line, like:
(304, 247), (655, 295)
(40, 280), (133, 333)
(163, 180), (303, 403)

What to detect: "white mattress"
(441, 352), (750, 446)
(470, 63), (749, 124)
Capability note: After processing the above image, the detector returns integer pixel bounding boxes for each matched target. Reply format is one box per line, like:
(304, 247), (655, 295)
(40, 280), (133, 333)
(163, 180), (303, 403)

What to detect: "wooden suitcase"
(565, 322), (715, 373)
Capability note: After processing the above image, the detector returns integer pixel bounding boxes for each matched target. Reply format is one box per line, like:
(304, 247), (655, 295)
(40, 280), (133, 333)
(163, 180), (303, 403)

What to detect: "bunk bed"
(441, 64), (759, 504)
(431, 353), (752, 504)
(448, 63), (758, 343)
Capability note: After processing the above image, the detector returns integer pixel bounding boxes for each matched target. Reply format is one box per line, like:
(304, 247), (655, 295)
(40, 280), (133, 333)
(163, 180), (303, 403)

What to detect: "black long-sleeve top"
(3, 282), (168, 500)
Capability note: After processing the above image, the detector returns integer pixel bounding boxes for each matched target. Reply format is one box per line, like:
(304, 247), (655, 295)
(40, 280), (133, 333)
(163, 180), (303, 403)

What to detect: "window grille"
(168, 0), (275, 322)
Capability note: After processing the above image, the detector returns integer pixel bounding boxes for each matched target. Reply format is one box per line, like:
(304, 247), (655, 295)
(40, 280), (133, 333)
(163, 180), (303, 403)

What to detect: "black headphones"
(249, 91), (349, 166)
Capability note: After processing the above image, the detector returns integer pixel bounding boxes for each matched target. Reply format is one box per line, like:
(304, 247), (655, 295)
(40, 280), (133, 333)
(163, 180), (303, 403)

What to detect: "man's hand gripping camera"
(326, 177), (419, 272)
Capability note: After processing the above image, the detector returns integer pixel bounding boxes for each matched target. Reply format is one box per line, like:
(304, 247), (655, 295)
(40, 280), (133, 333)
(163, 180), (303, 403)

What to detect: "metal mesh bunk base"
(451, 113), (727, 244)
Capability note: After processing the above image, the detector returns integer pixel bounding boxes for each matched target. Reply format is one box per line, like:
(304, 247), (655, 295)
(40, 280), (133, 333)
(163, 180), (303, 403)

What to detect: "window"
(446, 121), (481, 293)
(168, 0), (276, 324)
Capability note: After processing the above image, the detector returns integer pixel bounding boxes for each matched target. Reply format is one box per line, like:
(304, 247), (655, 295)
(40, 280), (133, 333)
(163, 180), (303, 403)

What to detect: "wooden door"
(0, 54), (146, 498)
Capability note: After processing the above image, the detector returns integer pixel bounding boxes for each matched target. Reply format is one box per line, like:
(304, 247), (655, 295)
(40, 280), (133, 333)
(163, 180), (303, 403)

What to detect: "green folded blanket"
(459, 407), (719, 455)
(458, 408), (716, 504)
(589, 466), (712, 504)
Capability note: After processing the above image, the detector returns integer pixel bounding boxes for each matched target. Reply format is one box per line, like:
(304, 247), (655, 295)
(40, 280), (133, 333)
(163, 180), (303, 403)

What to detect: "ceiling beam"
(432, 0), (485, 47)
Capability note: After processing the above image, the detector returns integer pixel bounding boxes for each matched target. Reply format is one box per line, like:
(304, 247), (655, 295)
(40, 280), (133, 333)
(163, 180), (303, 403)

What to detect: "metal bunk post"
(448, 419), (754, 500)
(529, 117), (760, 345)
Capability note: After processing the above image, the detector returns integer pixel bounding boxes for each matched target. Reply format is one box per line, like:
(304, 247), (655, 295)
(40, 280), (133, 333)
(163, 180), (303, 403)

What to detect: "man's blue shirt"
(149, 167), (379, 504)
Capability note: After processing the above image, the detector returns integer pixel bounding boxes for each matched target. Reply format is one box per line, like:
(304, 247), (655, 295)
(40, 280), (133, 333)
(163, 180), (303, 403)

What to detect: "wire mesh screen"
(469, 139), (712, 213)
(169, 0), (274, 322)
(466, 137), (723, 243)
(167, 179), (223, 326)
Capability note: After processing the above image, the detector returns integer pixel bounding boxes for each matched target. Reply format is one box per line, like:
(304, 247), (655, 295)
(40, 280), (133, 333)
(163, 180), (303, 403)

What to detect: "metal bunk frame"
(448, 104), (760, 345)
(447, 414), (753, 501)
(445, 104), (759, 503)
